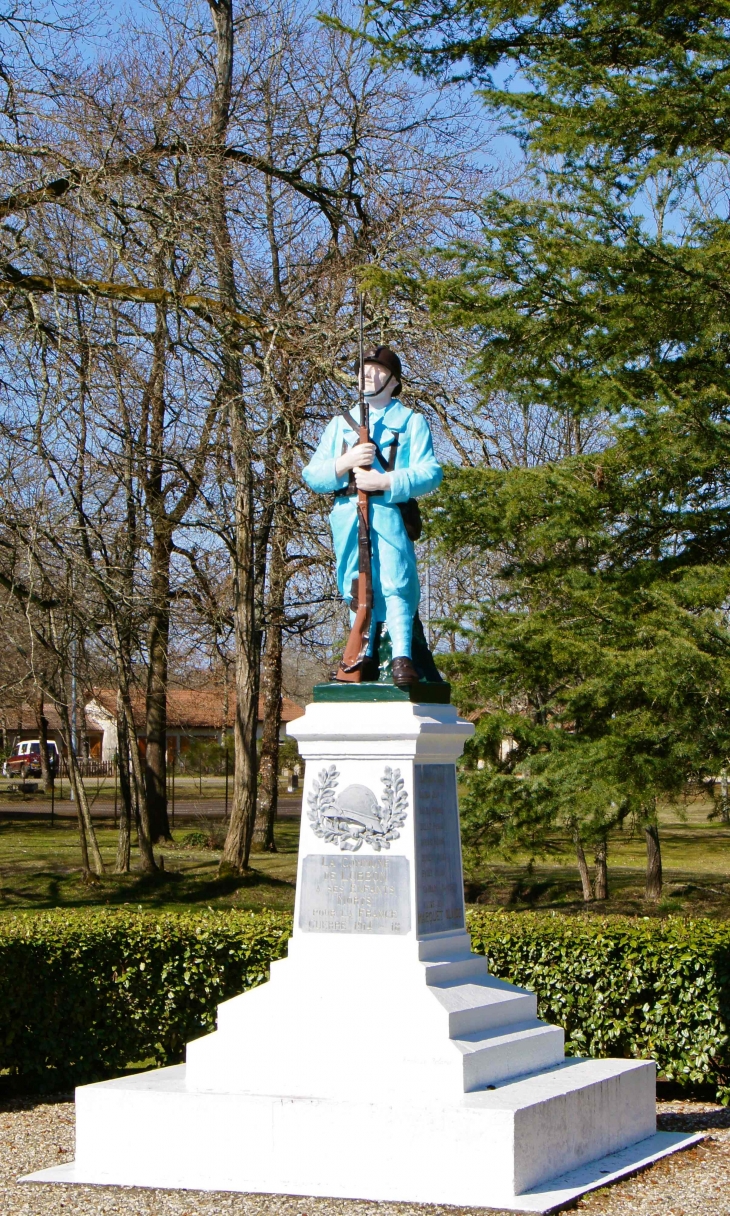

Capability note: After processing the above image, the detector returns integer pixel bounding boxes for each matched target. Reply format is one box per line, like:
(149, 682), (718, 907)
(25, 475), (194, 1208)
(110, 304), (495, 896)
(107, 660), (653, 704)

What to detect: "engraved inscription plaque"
(299, 854), (411, 934)
(414, 764), (466, 935)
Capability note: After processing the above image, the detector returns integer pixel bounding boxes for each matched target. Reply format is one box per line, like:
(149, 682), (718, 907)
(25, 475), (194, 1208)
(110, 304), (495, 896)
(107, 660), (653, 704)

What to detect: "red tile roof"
(0, 702), (69, 735)
(88, 687), (304, 730)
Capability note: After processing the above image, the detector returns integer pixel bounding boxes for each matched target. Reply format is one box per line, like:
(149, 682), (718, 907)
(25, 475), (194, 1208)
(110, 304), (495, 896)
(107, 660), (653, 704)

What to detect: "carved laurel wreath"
(307, 765), (408, 852)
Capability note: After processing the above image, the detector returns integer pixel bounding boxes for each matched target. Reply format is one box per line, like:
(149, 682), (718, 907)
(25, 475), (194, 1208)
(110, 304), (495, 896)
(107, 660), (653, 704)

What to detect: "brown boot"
(392, 656), (420, 688)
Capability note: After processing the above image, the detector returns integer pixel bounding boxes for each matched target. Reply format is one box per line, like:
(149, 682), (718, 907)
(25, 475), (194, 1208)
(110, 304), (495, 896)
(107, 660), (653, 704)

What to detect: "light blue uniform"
(302, 400), (443, 658)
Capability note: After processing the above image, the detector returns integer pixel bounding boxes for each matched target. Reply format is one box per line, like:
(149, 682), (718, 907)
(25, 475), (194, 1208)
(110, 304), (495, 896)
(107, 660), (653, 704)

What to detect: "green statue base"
(313, 681), (451, 704)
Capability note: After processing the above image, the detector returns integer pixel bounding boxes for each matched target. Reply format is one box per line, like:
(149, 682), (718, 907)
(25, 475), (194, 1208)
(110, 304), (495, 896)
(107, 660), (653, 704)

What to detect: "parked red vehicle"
(2, 739), (59, 779)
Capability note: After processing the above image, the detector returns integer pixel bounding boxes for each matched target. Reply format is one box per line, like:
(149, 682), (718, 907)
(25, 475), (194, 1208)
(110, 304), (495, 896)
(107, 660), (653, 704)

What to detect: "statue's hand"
(335, 442), (376, 476)
(353, 468), (391, 492)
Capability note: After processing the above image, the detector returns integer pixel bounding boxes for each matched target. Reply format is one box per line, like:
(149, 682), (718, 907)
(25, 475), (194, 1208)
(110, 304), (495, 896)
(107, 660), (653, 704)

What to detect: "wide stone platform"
(24, 693), (699, 1211)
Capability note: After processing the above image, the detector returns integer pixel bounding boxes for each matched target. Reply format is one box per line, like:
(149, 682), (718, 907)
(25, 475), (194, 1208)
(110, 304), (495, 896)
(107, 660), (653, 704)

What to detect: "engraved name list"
(414, 764), (466, 935)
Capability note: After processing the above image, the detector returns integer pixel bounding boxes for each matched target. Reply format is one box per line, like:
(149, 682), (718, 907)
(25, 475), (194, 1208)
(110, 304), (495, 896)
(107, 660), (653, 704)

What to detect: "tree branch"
(0, 139), (362, 224)
(0, 262), (280, 338)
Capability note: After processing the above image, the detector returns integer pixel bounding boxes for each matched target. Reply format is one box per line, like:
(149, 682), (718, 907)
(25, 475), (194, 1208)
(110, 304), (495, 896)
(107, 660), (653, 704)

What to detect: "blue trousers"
(350, 594), (413, 659)
(337, 501), (418, 659)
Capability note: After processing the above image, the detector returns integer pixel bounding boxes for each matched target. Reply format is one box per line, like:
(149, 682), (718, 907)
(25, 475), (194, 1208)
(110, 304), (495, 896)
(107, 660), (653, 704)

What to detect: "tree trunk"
(58, 702), (105, 875)
(144, 526), (172, 842)
(111, 622), (157, 872)
(593, 834), (608, 900)
(33, 687), (53, 792)
(721, 767), (729, 825)
(572, 828), (593, 902)
(74, 783), (90, 874)
(251, 529), (286, 852)
(121, 689), (157, 873)
(78, 700), (90, 761)
(114, 691), (132, 873)
(143, 304), (173, 843)
(644, 820), (663, 901)
(220, 455), (259, 874)
(205, 0), (260, 876)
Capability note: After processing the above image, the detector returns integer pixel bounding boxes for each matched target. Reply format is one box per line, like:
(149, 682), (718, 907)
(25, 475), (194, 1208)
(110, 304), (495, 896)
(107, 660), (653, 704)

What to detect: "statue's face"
(361, 361), (395, 403)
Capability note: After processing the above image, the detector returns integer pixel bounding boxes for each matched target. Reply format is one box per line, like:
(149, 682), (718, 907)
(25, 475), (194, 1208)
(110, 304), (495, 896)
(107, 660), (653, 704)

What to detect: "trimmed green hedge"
(2, 908), (729, 1099)
(469, 911), (730, 1102)
(0, 909), (290, 1088)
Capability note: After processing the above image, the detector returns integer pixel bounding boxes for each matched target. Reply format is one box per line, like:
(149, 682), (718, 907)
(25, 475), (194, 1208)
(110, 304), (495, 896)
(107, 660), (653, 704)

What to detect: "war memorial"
(26, 332), (700, 1211)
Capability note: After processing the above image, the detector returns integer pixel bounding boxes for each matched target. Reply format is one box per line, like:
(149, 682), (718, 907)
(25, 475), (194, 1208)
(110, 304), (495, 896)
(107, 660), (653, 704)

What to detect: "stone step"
(417, 931), (473, 961)
(423, 954), (489, 985)
(429, 974), (537, 1036)
(53, 1056), (668, 1208)
(453, 1020), (566, 1091)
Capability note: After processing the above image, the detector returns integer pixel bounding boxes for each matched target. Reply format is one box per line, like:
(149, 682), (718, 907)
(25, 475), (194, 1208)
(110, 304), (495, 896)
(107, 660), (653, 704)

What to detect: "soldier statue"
(302, 343), (443, 687)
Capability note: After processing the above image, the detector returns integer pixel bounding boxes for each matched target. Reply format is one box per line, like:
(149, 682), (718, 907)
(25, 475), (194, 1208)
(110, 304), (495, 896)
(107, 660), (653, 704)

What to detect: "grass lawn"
(0, 816), (300, 913)
(0, 790), (729, 916)
(465, 797), (730, 917)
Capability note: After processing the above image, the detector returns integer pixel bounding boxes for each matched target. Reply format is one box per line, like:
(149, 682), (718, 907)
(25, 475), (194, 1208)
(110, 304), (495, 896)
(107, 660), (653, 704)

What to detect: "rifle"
(336, 293), (373, 682)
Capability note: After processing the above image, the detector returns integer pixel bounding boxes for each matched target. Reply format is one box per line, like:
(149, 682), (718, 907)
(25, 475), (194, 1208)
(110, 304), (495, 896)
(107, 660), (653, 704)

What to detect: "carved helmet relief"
(307, 765), (408, 852)
(335, 785), (382, 833)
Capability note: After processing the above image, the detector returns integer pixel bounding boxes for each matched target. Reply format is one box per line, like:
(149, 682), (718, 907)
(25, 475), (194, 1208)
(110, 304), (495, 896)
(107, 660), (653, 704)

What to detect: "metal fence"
(75, 757), (116, 778)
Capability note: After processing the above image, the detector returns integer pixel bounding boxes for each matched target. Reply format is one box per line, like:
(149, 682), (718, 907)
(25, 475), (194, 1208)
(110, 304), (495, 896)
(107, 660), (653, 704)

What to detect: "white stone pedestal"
(24, 695), (699, 1211)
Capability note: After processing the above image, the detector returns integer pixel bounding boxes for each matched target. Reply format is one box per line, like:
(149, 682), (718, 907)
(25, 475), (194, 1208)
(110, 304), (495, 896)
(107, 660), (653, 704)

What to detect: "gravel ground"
(1, 1096), (726, 1216)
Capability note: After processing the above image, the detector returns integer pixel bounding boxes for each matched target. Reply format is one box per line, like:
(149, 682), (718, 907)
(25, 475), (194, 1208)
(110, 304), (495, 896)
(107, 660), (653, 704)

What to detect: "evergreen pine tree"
(367, 0), (730, 899)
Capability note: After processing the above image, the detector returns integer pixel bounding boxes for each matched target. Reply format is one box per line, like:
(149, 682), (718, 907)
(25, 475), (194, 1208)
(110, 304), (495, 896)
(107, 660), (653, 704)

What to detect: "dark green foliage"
(419, 189), (730, 490)
(179, 830), (212, 848)
(0, 909), (289, 1088)
(179, 737), (232, 776)
(469, 910), (730, 1102)
(364, 0), (730, 169)
(362, 0), (730, 879)
(2, 908), (730, 1101)
(425, 177), (730, 857)
(436, 452), (730, 862)
(277, 735), (301, 774)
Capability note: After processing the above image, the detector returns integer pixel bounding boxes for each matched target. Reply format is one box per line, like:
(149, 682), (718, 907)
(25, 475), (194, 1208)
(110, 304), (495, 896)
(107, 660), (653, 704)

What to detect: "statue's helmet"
(333, 784), (382, 831)
(356, 345), (402, 397)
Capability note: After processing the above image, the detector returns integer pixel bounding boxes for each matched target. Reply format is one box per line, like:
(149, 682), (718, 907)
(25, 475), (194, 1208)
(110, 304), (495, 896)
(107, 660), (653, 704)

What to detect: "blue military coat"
(302, 400), (443, 619)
